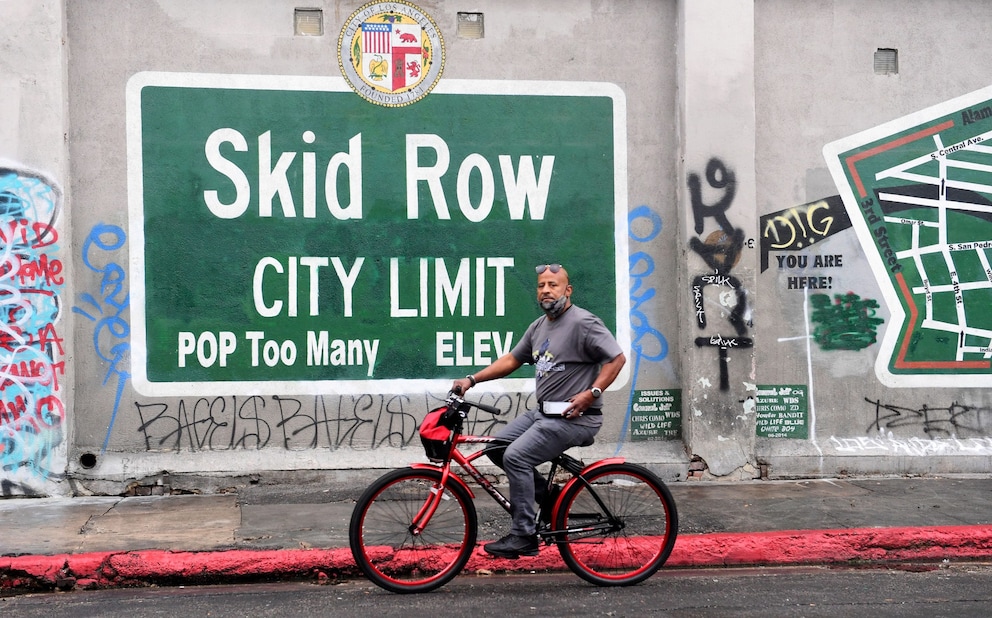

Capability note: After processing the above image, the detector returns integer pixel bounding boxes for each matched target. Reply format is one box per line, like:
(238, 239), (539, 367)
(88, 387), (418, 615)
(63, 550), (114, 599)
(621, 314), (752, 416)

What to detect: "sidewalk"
(2, 476), (992, 592)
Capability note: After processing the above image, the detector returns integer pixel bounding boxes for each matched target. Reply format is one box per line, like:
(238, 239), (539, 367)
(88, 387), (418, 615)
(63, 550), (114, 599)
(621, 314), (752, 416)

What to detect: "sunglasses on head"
(535, 264), (563, 274)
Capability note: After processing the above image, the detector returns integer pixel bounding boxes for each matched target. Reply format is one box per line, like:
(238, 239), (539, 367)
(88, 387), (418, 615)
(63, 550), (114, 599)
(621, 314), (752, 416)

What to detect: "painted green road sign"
(824, 84), (992, 387)
(127, 73), (629, 396)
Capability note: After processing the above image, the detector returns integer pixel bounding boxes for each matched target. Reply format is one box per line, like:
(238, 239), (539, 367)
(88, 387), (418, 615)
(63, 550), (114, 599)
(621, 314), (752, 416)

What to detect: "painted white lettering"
(331, 257), (364, 317)
(436, 331), (514, 366)
(393, 257), (514, 318)
(325, 133), (363, 219)
(406, 134), (451, 219)
(457, 153), (495, 222)
(499, 155), (554, 220)
(258, 130), (297, 217)
(253, 257), (283, 317)
(203, 128), (251, 218)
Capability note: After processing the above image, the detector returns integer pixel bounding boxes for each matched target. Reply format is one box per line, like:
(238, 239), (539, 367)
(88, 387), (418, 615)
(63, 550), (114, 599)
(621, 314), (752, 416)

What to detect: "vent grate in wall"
(874, 48), (898, 75)
(295, 8), (323, 36)
(457, 12), (484, 39)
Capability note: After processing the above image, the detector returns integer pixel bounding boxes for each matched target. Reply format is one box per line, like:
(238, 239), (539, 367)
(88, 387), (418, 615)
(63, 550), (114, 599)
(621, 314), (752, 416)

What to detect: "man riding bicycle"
(451, 263), (626, 558)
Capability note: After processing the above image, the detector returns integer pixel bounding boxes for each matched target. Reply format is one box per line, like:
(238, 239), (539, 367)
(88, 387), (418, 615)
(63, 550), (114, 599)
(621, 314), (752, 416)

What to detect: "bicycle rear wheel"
(554, 463), (678, 586)
(349, 467), (477, 593)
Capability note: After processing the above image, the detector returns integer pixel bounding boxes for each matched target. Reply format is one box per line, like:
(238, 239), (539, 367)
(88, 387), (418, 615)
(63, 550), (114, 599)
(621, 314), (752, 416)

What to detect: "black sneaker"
(484, 533), (539, 558)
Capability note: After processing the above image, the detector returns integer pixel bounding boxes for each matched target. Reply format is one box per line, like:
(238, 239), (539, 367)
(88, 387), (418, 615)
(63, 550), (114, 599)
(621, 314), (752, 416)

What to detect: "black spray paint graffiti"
(692, 273), (748, 335)
(135, 391), (536, 452)
(864, 397), (992, 438)
(688, 158), (752, 391)
(688, 159), (746, 271)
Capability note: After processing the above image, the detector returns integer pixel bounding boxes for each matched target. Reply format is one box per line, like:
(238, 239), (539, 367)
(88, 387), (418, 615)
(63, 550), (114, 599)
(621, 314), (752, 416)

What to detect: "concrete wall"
(2, 0), (992, 498)
(0, 0), (69, 496)
(753, 0), (992, 477)
(61, 0), (684, 496)
(678, 0), (758, 479)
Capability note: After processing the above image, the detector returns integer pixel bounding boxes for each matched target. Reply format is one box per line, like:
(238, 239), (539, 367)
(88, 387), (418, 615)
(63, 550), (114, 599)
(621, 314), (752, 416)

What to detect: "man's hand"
(563, 353), (625, 419)
(451, 377), (473, 395)
(565, 390), (596, 419)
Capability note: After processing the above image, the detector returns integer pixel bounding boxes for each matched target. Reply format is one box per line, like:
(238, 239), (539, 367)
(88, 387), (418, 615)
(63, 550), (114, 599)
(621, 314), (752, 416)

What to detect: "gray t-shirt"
(511, 304), (623, 412)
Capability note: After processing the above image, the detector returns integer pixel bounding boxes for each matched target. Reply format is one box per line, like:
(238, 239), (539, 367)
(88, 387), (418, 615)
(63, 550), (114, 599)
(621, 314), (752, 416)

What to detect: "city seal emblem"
(338, 1), (445, 107)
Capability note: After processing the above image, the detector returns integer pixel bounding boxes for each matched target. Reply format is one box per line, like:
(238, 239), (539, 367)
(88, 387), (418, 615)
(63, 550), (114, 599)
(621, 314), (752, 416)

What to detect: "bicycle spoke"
(556, 464), (678, 586)
(350, 468), (477, 593)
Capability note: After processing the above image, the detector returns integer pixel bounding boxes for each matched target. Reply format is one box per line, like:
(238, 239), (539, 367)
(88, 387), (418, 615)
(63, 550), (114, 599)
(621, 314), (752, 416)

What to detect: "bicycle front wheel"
(555, 463), (678, 586)
(349, 467), (477, 593)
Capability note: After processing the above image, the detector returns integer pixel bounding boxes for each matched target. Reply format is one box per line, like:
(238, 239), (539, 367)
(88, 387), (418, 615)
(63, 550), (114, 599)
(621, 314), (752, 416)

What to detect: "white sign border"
(126, 72), (630, 396)
(823, 83), (992, 388)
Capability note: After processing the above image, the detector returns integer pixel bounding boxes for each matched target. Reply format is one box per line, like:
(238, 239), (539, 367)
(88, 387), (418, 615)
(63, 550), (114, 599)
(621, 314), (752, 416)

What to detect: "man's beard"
(540, 295), (568, 319)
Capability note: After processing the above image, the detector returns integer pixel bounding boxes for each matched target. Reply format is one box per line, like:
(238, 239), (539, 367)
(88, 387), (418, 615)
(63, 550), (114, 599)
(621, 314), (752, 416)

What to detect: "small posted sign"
(755, 385), (808, 439)
(629, 389), (681, 441)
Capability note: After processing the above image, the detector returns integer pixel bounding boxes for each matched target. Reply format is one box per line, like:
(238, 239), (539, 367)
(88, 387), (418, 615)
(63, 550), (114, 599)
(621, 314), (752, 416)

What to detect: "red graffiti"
(0, 323), (26, 351)
(0, 323), (64, 355)
(0, 395), (27, 426)
(0, 359), (64, 391)
(0, 219), (59, 249)
(35, 323), (65, 355)
(36, 395), (63, 428)
(1, 252), (64, 286)
(0, 393), (63, 430)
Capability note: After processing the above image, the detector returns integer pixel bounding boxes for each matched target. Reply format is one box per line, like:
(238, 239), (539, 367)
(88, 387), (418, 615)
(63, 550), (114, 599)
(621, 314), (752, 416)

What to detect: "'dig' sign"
(126, 72), (629, 396)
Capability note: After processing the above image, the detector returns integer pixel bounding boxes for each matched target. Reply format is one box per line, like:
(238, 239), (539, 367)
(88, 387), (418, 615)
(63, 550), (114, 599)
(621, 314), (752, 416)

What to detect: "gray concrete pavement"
(2, 476), (992, 592)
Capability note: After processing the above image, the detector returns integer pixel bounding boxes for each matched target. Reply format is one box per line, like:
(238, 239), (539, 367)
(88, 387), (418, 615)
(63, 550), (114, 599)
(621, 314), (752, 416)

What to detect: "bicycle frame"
(411, 430), (629, 542)
(352, 394), (679, 592)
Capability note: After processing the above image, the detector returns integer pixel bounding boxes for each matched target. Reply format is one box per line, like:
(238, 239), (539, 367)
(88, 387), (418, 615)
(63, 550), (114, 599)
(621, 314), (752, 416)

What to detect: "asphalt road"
(3, 563), (992, 617)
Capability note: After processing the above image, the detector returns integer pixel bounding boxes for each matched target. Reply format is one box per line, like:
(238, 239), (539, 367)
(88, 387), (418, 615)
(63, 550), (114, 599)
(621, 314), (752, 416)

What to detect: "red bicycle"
(348, 391), (679, 593)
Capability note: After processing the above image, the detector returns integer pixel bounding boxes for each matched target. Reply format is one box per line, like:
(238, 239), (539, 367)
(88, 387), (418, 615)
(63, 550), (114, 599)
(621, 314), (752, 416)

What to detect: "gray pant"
(493, 408), (600, 536)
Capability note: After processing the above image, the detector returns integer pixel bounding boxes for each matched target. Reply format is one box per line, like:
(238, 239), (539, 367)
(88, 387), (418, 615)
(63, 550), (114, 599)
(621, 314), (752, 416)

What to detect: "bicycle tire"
(554, 463), (678, 586)
(349, 467), (477, 594)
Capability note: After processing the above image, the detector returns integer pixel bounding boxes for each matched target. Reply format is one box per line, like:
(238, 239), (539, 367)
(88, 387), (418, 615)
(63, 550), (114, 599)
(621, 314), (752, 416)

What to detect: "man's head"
(536, 263), (572, 319)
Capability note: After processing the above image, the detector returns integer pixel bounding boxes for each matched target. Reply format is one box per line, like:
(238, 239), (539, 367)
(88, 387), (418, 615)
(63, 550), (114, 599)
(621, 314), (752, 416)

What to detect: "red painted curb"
(665, 525), (992, 567)
(4, 525), (992, 591)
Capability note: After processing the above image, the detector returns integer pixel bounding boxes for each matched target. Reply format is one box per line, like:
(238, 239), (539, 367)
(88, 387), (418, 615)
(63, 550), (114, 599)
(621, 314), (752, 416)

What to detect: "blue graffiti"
(72, 223), (130, 452)
(628, 206), (669, 364)
(617, 205), (670, 453)
(0, 168), (65, 484)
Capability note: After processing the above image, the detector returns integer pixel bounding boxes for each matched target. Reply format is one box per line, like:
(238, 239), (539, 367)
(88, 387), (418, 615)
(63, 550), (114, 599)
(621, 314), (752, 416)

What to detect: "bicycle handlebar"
(446, 390), (504, 416)
(471, 399), (503, 415)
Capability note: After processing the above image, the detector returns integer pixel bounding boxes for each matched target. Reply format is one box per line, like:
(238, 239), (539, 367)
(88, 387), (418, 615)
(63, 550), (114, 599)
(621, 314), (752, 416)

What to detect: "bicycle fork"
(408, 466), (458, 536)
